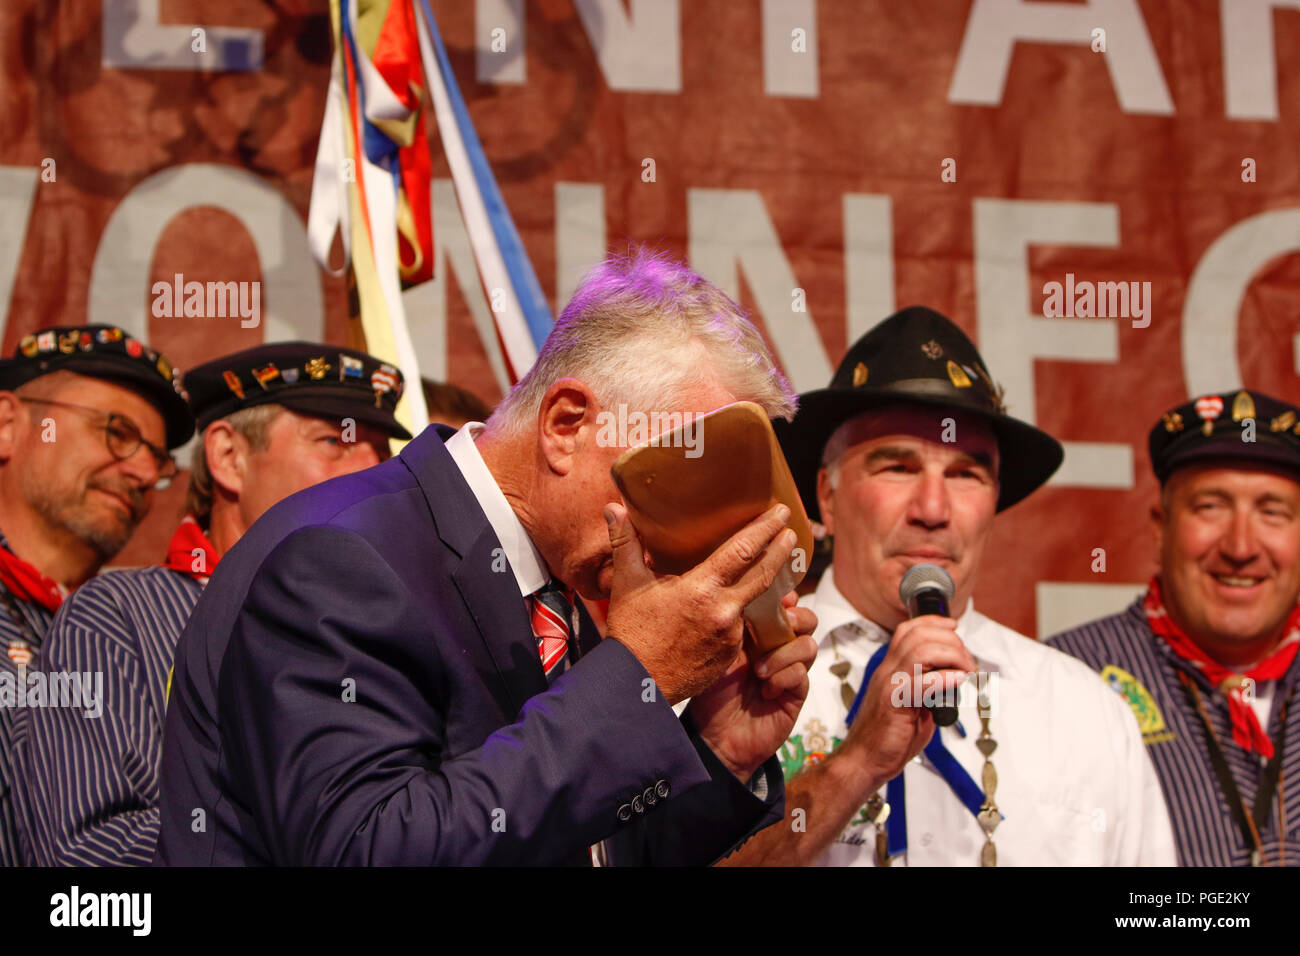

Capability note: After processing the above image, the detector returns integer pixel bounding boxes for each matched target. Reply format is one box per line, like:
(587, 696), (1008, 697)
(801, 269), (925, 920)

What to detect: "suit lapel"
(400, 425), (547, 716)
(451, 527), (548, 715)
(403, 427), (604, 864)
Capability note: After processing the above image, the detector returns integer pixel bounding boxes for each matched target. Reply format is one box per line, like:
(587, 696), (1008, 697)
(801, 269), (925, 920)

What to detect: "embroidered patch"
(783, 720), (880, 844)
(1101, 664), (1175, 745)
(779, 718), (844, 781)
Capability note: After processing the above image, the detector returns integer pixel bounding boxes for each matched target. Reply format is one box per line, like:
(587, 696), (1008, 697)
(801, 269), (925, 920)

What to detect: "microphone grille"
(899, 563), (955, 606)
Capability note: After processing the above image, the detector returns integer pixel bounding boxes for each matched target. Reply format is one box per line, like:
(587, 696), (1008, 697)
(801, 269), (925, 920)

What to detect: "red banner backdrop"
(1, 0), (1298, 637)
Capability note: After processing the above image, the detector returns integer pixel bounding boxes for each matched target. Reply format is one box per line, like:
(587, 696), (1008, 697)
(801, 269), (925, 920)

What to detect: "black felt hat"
(1149, 390), (1300, 484)
(0, 324), (194, 448)
(774, 306), (1064, 520)
(184, 341), (412, 440)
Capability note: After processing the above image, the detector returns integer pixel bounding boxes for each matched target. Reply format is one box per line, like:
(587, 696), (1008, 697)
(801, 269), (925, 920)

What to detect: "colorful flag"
(413, 0), (552, 381)
(252, 364), (281, 390)
(340, 354), (365, 379)
(308, 0), (432, 440)
(307, 0), (554, 440)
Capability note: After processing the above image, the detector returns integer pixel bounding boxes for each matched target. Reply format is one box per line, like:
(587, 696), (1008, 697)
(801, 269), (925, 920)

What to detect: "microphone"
(898, 563), (960, 727)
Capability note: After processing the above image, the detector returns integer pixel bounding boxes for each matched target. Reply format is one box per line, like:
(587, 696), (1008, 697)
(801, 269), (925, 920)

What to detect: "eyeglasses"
(18, 397), (178, 490)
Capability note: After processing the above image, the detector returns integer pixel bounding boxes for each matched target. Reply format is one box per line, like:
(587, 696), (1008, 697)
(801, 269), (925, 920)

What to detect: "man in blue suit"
(154, 250), (819, 865)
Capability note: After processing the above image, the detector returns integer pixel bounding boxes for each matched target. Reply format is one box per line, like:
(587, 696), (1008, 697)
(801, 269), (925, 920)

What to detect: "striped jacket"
(1049, 598), (1300, 867)
(0, 533), (55, 867)
(13, 567), (201, 865)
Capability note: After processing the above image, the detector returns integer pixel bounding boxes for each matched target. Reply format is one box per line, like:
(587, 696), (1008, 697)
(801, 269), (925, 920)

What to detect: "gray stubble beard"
(22, 470), (140, 564)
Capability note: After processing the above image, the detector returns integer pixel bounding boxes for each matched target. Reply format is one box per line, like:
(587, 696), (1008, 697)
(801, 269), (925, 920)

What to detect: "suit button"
(617, 803), (632, 822)
(643, 786), (657, 807)
(631, 795), (645, 814)
(655, 779), (670, 799)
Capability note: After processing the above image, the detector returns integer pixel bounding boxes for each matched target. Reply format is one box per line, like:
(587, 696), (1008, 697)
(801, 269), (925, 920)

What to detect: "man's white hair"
(485, 248), (796, 438)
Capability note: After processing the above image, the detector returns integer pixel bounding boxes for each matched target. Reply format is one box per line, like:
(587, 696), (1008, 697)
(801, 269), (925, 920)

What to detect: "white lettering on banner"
(477, 0), (526, 84)
(1037, 582), (1145, 639)
(1182, 207), (1300, 395)
(102, 0), (262, 71)
(463, 0), (1300, 121)
(688, 188), (833, 392)
(88, 163), (323, 345)
(0, 167), (37, 337)
(843, 194), (896, 343)
(1221, 0), (1300, 121)
(478, 0), (818, 96)
(3, 170), (1293, 489)
(573, 0), (681, 92)
(972, 198), (1132, 489)
(555, 182), (607, 309)
(948, 0), (1174, 115)
(402, 180), (512, 390)
(763, 0), (819, 98)
(1049, 441), (1134, 490)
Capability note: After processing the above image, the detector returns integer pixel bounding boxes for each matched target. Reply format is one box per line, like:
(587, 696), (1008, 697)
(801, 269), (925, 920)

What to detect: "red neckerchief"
(163, 516), (220, 582)
(0, 541), (66, 613)
(1144, 575), (1300, 758)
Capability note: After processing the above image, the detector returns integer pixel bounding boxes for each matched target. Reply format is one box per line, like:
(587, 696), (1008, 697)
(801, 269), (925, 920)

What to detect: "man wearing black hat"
(722, 306), (1175, 866)
(0, 324), (193, 866)
(12, 342), (409, 865)
(1050, 390), (1300, 866)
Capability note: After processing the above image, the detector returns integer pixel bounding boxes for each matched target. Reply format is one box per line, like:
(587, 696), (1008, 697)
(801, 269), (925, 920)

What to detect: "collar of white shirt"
(807, 566), (1017, 681)
(444, 422), (550, 598)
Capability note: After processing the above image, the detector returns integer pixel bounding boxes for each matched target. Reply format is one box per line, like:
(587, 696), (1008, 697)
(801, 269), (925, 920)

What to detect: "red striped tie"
(531, 582), (575, 682)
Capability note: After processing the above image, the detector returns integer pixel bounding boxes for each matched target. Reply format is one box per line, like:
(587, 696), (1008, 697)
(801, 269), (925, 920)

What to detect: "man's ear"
(203, 422), (247, 499)
(0, 391), (21, 462)
(1150, 498), (1166, 568)
(537, 378), (598, 477)
(816, 465), (835, 536)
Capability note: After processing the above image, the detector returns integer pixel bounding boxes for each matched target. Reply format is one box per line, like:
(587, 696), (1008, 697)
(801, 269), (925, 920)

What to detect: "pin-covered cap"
(0, 324), (194, 448)
(184, 342), (412, 440)
(1149, 390), (1300, 484)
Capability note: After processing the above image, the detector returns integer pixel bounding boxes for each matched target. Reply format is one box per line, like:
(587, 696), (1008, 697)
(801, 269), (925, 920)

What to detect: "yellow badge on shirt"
(1101, 664), (1175, 745)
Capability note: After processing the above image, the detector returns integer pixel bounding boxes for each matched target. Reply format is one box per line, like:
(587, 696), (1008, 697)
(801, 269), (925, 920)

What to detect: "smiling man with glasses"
(0, 323), (193, 866)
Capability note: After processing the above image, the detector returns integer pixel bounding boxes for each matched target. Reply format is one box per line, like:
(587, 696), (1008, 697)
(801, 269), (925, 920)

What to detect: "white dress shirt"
(445, 422), (549, 598)
(788, 569), (1178, 866)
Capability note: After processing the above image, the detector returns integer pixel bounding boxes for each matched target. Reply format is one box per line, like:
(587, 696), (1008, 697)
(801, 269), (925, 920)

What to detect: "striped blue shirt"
(13, 566), (201, 866)
(1048, 598), (1300, 867)
(0, 532), (55, 867)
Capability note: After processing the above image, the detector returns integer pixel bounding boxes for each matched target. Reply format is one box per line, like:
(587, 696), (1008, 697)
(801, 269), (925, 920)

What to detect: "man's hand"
(604, 501), (797, 706)
(687, 593), (818, 783)
(716, 614), (977, 866)
(835, 615), (977, 801)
